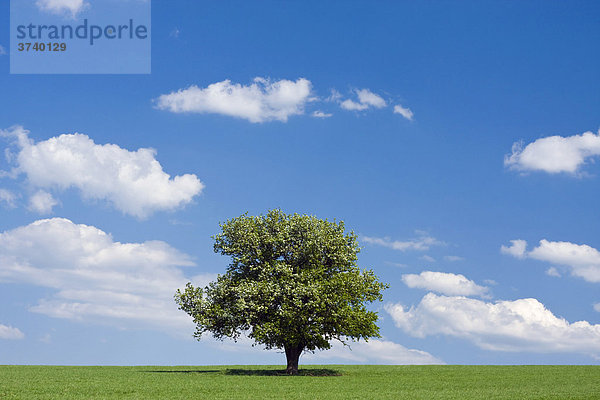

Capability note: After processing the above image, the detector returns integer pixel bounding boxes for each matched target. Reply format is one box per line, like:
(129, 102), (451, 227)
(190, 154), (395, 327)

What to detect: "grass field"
(0, 365), (598, 399)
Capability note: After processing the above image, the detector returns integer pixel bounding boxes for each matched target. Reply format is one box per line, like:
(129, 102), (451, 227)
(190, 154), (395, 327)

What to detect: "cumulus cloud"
(28, 190), (58, 214)
(386, 293), (600, 354)
(546, 267), (561, 277)
(0, 188), (17, 208)
(340, 89), (387, 111)
(155, 77), (312, 123)
(402, 271), (489, 297)
(502, 239), (600, 283)
(505, 130), (600, 174)
(156, 80), (413, 121)
(0, 324), (24, 340)
(362, 232), (443, 252)
(339, 100), (365, 111)
(500, 239), (527, 259)
(326, 89), (343, 103)
(356, 89), (386, 108)
(312, 110), (332, 118)
(1, 126), (203, 218)
(393, 104), (414, 121)
(0, 218), (214, 333)
(36, 0), (88, 18)
(304, 338), (443, 365)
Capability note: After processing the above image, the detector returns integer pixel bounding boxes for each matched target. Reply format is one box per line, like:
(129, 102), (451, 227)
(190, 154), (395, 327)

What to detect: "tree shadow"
(225, 368), (342, 377)
(143, 370), (220, 374)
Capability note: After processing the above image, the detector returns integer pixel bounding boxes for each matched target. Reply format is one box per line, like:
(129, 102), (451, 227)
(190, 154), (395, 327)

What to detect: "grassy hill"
(0, 365), (598, 399)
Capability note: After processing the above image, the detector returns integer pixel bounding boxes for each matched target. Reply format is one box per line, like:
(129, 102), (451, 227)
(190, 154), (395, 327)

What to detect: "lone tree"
(175, 209), (388, 374)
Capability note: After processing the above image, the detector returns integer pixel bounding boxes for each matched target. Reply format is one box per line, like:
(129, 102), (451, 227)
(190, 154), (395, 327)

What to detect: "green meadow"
(0, 365), (598, 399)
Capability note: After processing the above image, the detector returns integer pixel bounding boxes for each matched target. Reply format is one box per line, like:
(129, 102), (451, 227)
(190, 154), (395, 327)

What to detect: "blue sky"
(0, 0), (599, 365)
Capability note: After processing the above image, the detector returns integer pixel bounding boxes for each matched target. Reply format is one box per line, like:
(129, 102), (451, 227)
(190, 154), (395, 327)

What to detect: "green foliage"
(175, 209), (388, 355)
(1, 365), (599, 399)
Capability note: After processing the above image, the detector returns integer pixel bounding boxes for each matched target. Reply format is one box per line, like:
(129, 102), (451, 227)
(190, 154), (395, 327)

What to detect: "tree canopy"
(174, 209), (388, 374)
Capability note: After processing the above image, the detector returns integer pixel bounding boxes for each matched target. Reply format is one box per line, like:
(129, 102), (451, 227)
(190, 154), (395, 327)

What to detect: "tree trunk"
(284, 344), (303, 375)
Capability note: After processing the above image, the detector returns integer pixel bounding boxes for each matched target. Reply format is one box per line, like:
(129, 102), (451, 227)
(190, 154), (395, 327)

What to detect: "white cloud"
(340, 99), (368, 111)
(356, 89), (387, 108)
(0, 188), (17, 208)
(502, 239), (600, 283)
(386, 293), (600, 354)
(326, 89), (342, 103)
(303, 338), (443, 365)
(1, 126), (203, 218)
(362, 233), (443, 252)
(505, 130), (600, 174)
(0, 218), (215, 333)
(420, 255), (436, 262)
(155, 77), (312, 123)
(546, 267), (561, 277)
(401, 271), (489, 297)
(529, 240), (600, 283)
(500, 239), (527, 259)
(444, 255), (464, 262)
(28, 190), (58, 214)
(0, 45), (6, 56)
(311, 110), (332, 118)
(0, 324), (24, 340)
(393, 104), (414, 121)
(36, 0), (88, 18)
(594, 303), (600, 313)
(340, 89), (386, 111)
(384, 261), (409, 268)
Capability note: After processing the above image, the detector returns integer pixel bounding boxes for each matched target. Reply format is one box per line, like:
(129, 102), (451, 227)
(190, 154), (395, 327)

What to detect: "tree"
(174, 209), (388, 374)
